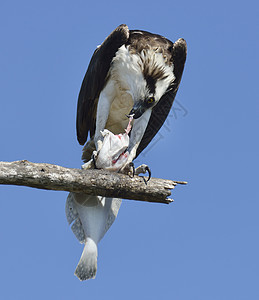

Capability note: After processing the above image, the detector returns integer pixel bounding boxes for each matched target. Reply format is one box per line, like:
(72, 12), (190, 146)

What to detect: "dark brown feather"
(136, 38), (187, 157)
(76, 24), (129, 145)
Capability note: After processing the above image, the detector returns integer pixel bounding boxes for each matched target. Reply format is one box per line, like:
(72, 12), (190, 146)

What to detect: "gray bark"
(0, 160), (187, 204)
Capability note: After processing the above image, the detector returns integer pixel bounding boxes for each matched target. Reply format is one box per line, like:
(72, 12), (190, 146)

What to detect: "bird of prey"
(66, 24), (187, 281)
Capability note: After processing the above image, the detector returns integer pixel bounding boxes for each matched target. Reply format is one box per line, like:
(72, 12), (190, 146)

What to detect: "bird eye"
(147, 97), (155, 104)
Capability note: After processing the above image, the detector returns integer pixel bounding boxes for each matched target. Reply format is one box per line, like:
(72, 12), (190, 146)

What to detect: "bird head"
(128, 96), (156, 119)
(127, 52), (175, 119)
(127, 74), (175, 119)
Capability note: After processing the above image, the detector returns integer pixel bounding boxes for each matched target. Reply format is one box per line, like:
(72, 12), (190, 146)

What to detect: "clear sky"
(0, 0), (258, 299)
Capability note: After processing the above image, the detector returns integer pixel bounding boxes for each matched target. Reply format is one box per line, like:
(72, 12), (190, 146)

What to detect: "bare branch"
(0, 160), (187, 204)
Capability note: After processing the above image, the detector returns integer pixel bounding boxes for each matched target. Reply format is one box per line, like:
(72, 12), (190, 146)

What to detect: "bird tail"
(74, 237), (98, 281)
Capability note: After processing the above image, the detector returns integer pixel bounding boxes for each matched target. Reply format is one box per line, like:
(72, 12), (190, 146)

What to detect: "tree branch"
(0, 160), (187, 204)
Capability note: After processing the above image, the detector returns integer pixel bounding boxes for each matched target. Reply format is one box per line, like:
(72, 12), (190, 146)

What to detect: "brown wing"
(76, 24), (129, 145)
(136, 38), (187, 157)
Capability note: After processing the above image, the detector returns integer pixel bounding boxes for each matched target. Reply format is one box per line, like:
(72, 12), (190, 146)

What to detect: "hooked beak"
(127, 101), (146, 119)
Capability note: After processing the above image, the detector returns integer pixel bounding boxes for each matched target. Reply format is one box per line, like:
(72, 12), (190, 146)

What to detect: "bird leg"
(94, 81), (116, 153)
(126, 109), (152, 164)
(81, 151), (98, 170)
(81, 159), (95, 170)
(120, 163), (151, 183)
(119, 162), (135, 177)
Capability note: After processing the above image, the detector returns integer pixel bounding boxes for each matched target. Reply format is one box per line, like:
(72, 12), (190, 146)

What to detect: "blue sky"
(0, 0), (258, 299)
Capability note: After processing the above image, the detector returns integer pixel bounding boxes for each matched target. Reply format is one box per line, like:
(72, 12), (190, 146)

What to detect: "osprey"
(66, 24), (187, 281)
(77, 24), (187, 166)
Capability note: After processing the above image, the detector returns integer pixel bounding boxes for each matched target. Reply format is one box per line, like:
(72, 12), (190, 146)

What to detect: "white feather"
(66, 193), (121, 280)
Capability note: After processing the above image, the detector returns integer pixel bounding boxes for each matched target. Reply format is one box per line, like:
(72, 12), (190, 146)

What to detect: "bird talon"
(145, 166), (151, 182)
(92, 151), (98, 169)
(135, 164), (151, 182)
